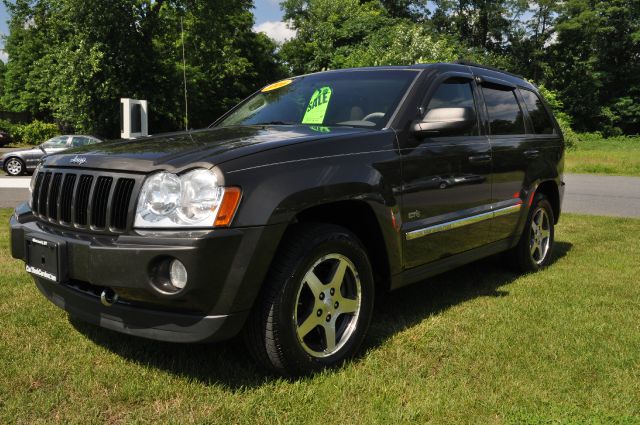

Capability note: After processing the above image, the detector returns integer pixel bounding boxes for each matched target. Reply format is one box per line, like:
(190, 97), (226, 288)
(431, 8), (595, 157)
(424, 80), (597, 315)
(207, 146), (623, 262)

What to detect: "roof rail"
(455, 60), (525, 80)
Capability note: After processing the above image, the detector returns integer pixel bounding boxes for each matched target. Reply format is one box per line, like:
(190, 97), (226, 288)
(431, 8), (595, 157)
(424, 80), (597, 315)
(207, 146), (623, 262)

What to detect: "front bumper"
(34, 277), (247, 343)
(10, 204), (286, 342)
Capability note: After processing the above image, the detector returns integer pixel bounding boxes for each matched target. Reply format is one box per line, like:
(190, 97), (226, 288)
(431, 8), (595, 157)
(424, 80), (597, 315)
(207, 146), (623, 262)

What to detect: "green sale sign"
(302, 86), (333, 124)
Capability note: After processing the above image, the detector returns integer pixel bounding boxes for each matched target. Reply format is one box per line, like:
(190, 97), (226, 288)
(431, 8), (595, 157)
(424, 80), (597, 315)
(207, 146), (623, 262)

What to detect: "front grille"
(32, 168), (141, 233)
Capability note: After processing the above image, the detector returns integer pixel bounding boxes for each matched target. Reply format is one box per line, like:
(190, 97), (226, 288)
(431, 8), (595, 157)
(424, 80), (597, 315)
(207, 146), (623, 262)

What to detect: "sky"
(0, 1), (293, 61)
(253, 0), (296, 43)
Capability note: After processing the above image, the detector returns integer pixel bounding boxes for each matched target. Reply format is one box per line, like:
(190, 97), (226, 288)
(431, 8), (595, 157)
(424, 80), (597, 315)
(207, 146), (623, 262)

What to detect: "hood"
(43, 125), (370, 173)
(1, 146), (41, 159)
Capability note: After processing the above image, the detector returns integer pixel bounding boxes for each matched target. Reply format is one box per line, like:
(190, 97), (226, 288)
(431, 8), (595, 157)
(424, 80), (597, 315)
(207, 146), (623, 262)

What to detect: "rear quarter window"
(521, 89), (556, 134)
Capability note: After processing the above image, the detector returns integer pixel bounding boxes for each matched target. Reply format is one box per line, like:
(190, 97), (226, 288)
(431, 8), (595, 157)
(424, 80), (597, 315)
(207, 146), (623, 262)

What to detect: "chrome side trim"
(405, 204), (522, 241)
(493, 203), (522, 218)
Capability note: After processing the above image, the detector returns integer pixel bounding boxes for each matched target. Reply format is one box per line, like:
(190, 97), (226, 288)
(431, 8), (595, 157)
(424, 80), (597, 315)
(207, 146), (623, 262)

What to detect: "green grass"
(566, 135), (640, 176)
(1, 208), (639, 424)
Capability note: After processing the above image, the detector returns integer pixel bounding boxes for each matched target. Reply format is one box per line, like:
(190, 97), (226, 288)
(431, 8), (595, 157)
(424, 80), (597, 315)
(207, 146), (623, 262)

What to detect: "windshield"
(42, 136), (69, 148)
(217, 70), (418, 130)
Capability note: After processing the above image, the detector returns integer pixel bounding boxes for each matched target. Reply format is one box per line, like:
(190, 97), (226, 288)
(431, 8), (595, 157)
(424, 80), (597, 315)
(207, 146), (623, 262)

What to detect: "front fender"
(220, 131), (402, 227)
(218, 131), (405, 276)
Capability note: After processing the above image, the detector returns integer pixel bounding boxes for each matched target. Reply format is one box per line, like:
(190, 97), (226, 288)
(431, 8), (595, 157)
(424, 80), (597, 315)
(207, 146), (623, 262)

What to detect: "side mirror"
(412, 107), (475, 137)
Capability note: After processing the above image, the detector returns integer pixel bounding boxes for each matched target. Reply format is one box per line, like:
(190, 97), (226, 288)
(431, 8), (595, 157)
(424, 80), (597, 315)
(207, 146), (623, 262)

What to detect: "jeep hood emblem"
(70, 155), (87, 165)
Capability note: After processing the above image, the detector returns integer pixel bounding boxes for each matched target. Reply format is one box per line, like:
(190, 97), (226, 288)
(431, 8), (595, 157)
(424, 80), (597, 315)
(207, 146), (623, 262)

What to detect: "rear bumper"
(10, 204), (286, 343)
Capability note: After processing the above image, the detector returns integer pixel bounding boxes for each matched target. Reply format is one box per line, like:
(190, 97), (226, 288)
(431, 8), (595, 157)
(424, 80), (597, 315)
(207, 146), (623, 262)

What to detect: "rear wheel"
(5, 157), (24, 176)
(244, 223), (374, 375)
(508, 193), (555, 272)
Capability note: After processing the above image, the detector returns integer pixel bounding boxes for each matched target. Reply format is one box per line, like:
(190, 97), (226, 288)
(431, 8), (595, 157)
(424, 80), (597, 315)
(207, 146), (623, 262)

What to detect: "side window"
(482, 86), (526, 135)
(521, 89), (555, 134)
(72, 136), (93, 147)
(425, 78), (478, 136)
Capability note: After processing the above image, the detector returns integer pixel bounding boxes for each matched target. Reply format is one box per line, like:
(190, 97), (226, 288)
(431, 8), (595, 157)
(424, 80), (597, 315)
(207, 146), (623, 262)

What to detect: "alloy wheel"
(294, 253), (362, 358)
(529, 208), (551, 265)
(6, 158), (22, 176)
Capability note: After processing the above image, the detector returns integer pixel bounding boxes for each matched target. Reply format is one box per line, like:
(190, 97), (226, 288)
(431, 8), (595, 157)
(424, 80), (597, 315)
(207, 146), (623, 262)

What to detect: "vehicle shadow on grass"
(70, 241), (572, 389)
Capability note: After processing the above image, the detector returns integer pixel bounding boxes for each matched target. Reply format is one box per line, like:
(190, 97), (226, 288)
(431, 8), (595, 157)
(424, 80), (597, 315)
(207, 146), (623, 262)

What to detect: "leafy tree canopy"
(1, 0), (284, 137)
(0, 0), (639, 136)
(280, 0), (640, 136)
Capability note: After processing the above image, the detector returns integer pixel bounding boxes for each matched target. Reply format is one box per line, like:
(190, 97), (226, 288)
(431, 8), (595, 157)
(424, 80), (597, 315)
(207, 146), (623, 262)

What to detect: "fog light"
(169, 259), (187, 290)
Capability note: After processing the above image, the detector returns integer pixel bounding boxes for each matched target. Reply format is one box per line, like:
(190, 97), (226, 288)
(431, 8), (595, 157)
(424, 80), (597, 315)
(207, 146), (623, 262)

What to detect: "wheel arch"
(289, 200), (397, 291)
(4, 155), (27, 168)
(534, 180), (561, 224)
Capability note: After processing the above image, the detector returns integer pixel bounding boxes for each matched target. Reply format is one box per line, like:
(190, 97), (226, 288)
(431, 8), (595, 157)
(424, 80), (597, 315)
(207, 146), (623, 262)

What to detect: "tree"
(281, 0), (514, 73)
(1, 0), (284, 137)
(280, 0), (392, 74)
(338, 21), (460, 68)
(548, 0), (640, 134)
(430, 0), (527, 52)
(378, 0), (429, 19)
(1, 0), (55, 119)
(508, 0), (560, 81)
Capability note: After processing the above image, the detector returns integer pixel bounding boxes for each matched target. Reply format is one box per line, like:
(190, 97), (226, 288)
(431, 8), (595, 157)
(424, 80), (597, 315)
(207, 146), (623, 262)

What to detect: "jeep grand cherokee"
(10, 63), (565, 375)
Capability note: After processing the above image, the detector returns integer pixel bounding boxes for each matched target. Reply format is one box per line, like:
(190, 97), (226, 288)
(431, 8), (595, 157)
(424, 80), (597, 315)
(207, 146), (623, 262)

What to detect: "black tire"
(4, 157), (25, 176)
(508, 193), (555, 272)
(243, 223), (375, 376)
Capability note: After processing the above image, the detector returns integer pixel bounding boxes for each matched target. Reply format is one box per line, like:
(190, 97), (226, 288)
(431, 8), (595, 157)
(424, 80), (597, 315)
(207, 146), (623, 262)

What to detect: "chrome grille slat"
(32, 168), (141, 234)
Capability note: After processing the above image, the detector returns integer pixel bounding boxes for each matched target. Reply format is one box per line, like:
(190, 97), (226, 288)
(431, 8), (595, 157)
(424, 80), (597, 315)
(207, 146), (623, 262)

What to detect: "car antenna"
(181, 17), (189, 132)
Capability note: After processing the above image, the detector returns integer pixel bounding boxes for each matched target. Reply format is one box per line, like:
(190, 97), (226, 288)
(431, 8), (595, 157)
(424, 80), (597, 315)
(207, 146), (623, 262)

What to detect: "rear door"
(401, 73), (493, 268)
(478, 79), (529, 241)
(518, 88), (564, 183)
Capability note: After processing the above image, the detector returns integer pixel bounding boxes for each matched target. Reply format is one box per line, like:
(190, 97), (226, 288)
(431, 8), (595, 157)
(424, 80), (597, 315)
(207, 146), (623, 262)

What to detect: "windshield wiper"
(253, 121), (296, 126)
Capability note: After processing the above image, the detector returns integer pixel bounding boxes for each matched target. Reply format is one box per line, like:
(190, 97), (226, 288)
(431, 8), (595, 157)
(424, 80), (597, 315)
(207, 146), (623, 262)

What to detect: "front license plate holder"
(25, 236), (63, 283)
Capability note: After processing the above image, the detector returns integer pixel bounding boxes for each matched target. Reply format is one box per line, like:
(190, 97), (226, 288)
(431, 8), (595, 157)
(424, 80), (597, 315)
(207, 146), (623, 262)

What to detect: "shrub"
(574, 132), (640, 144)
(12, 120), (60, 145)
(0, 118), (16, 133)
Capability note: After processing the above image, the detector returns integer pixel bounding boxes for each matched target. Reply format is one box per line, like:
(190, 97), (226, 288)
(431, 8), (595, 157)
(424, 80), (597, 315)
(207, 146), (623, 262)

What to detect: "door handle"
(524, 149), (540, 158)
(468, 154), (492, 163)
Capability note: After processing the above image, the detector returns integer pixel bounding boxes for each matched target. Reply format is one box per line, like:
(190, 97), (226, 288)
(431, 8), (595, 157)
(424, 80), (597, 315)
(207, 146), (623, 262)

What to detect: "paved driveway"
(562, 174), (640, 218)
(0, 173), (639, 217)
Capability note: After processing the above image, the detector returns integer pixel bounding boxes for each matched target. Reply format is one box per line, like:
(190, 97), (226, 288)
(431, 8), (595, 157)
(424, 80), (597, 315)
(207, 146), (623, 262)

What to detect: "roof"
(300, 62), (535, 91)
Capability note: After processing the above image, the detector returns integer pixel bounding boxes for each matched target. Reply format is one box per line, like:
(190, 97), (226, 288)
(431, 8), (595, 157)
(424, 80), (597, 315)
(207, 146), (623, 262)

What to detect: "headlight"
(178, 169), (225, 223)
(134, 168), (241, 228)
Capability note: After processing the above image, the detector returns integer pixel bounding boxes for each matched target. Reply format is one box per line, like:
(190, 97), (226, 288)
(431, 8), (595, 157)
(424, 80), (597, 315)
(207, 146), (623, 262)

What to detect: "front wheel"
(244, 223), (375, 375)
(508, 193), (555, 272)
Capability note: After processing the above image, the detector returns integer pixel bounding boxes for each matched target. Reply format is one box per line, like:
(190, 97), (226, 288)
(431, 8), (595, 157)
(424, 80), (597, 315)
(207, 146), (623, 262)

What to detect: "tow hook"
(100, 288), (119, 307)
